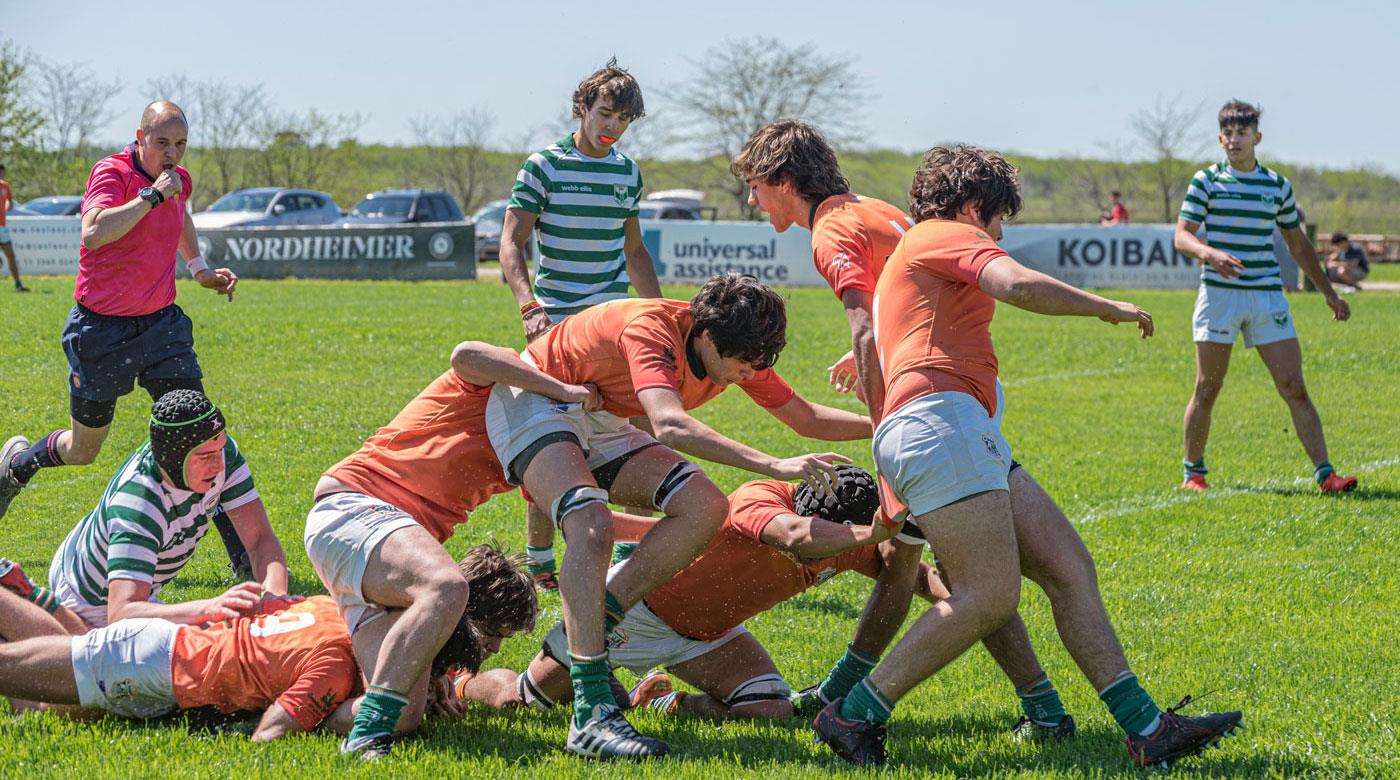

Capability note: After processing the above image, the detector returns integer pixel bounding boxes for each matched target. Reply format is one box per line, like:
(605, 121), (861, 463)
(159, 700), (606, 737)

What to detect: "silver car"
(193, 188), (342, 229)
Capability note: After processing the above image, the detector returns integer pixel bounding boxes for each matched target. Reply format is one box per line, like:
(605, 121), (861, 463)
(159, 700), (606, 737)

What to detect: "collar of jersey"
(126, 143), (157, 183)
(685, 336), (707, 380)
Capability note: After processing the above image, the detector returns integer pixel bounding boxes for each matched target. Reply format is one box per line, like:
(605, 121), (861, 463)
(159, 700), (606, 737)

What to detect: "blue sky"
(11, 0), (1399, 171)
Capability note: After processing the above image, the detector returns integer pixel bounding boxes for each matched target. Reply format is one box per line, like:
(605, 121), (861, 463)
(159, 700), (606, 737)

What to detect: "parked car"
(337, 189), (464, 225)
(20, 195), (83, 216)
(637, 189), (717, 221)
(6, 204), (40, 217)
(192, 187), (342, 229)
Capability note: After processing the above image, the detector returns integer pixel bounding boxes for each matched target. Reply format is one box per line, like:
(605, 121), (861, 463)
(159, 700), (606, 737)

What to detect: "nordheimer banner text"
(196, 223), (476, 280)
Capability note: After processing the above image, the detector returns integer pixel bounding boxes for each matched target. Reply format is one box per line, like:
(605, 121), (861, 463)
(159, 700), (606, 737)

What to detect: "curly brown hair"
(689, 273), (787, 369)
(730, 119), (850, 204)
(907, 145), (1022, 224)
(1218, 99), (1261, 131)
(572, 57), (645, 121)
(457, 543), (538, 635)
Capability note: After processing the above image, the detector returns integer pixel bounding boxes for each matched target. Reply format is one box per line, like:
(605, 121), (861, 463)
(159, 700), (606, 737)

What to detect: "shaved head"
(140, 100), (188, 134)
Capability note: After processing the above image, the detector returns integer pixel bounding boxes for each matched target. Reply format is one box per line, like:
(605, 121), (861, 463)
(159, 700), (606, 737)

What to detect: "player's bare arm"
(251, 702), (305, 742)
(1282, 227), (1351, 321)
(106, 578), (262, 625)
(179, 210), (237, 298)
(763, 394), (872, 441)
(637, 386), (849, 490)
(449, 341), (601, 408)
(759, 510), (897, 559)
(225, 498), (290, 595)
(622, 216), (662, 298)
(1174, 218), (1244, 279)
(79, 191), (170, 251)
(838, 288), (885, 417)
(978, 255), (1154, 338)
(498, 207), (551, 341)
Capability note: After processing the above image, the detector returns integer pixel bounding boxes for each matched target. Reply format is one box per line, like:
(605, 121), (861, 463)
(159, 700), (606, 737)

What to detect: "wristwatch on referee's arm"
(138, 186), (164, 209)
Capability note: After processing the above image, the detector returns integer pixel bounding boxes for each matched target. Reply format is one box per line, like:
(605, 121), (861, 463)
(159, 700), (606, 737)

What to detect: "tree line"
(3, 38), (1397, 233)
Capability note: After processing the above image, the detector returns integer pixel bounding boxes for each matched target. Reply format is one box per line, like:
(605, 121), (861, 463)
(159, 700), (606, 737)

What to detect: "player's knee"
(1274, 373), (1309, 403)
(1193, 377), (1225, 403)
(418, 568), (471, 616)
(729, 699), (793, 720)
(676, 477), (728, 531)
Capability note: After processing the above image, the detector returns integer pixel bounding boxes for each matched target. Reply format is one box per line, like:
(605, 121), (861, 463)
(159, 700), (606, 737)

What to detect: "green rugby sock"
(1098, 673), (1162, 736)
(603, 590), (625, 634)
(570, 653), (614, 728)
(1016, 672), (1067, 725)
(525, 544), (555, 574)
(1314, 462), (1335, 485)
(839, 678), (894, 725)
(818, 644), (878, 703)
(348, 685), (409, 742)
(611, 543), (638, 565)
(1183, 458), (1207, 481)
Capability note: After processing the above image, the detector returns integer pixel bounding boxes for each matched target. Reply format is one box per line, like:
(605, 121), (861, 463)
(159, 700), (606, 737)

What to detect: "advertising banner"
(998, 224), (1201, 289)
(196, 223), (476, 280)
(642, 220), (821, 287)
(9, 216), (82, 275)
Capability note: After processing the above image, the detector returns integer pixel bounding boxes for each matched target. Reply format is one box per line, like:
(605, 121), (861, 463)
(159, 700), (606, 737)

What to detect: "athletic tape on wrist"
(185, 254), (210, 275)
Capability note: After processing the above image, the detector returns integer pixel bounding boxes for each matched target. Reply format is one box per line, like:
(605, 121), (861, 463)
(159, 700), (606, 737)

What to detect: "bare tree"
(0, 41), (44, 171)
(250, 109), (364, 192)
(1132, 96), (1208, 222)
(145, 76), (269, 204)
(1056, 139), (1134, 222)
(34, 60), (120, 154)
(410, 108), (497, 213)
(671, 37), (866, 217)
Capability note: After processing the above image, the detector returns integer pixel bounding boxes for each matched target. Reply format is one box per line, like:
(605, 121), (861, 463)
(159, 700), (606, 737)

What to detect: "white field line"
(1001, 366), (1129, 388)
(1069, 456), (1400, 525)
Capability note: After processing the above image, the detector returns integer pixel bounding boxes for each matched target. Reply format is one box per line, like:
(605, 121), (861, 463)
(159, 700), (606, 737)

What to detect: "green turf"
(1, 277), (1396, 778)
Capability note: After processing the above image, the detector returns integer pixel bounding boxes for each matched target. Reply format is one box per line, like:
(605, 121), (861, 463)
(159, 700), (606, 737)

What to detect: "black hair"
(689, 274), (787, 369)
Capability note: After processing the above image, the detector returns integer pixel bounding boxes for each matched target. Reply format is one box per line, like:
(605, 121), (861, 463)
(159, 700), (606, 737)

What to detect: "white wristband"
(185, 254), (210, 275)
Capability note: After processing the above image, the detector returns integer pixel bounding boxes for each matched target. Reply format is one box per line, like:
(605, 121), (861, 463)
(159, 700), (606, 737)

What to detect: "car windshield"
(208, 191), (275, 213)
(637, 206), (659, 220)
(21, 198), (78, 215)
(350, 195), (414, 218)
(473, 204), (507, 224)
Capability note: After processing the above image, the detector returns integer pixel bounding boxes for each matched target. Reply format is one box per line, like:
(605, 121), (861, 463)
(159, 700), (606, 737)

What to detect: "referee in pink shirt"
(1, 101), (250, 574)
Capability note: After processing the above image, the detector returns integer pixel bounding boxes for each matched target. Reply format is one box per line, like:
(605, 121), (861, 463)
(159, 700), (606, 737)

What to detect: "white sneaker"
(565, 703), (668, 760)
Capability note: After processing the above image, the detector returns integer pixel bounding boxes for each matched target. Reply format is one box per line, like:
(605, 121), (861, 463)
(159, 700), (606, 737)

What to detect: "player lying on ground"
(470, 273), (871, 759)
(0, 588), (356, 742)
(303, 344), (574, 759)
(1174, 99), (1356, 494)
(805, 145), (1239, 770)
(452, 466), (1077, 734)
(0, 390), (288, 635)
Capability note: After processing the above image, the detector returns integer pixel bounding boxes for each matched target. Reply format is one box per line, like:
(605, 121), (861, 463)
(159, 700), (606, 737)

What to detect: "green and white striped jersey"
(1179, 162), (1300, 291)
(48, 436), (259, 608)
(509, 135), (643, 317)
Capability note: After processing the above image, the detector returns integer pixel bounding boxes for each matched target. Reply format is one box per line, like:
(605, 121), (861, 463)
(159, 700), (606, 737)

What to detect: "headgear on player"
(149, 390), (226, 491)
(793, 464), (879, 526)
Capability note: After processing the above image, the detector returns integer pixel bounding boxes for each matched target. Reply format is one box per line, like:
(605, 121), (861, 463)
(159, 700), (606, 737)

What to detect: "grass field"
(1, 276), (1396, 779)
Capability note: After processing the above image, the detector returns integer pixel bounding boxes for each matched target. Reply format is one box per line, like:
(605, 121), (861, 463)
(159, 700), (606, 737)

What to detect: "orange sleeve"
(813, 215), (877, 299)
(619, 314), (684, 396)
(736, 368), (796, 409)
(920, 226), (1008, 286)
(726, 481), (796, 542)
(274, 644), (358, 732)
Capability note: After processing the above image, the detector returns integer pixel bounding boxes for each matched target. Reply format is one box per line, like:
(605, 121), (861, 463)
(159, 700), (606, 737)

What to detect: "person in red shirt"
(1100, 191), (1130, 225)
(0, 163), (29, 292)
(470, 274), (872, 759)
(798, 145), (1239, 770)
(0, 102), (247, 577)
(305, 342), (582, 759)
(452, 467), (1057, 723)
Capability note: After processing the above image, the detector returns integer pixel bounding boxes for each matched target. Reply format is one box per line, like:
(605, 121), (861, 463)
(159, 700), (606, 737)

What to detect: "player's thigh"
(360, 522), (463, 609)
(1255, 337), (1307, 390)
(519, 440), (601, 521)
(667, 630), (789, 714)
(1007, 467), (1094, 588)
(1193, 341), (1234, 386)
(606, 443), (722, 517)
(913, 489), (1019, 606)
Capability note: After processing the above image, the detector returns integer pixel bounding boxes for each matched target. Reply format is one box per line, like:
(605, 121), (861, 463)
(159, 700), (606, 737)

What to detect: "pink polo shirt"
(75, 145), (193, 316)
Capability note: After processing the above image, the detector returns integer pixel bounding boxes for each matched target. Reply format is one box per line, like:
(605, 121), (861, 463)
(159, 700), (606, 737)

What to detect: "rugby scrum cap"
(149, 390), (226, 491)
(793, 464), (880, 526)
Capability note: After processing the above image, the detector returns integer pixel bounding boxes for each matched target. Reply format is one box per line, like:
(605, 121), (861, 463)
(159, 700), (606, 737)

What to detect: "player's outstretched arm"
(839, 288), (886, 418)
(978, 256), (1153, 338)
(638, 386), (849, 490)
(760, 512), (897, 559)
(449, 341), (600, 409)
(107, 579), (262, 626)
(225, 498), (289, 596)
(499, 208), (553, 342)
(763, 395), (872, 441)
(1282, 226), (1351, 321)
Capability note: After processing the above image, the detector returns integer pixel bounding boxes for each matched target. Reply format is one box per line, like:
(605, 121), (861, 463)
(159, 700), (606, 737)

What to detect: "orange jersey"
(325, 370), (512, 543)
(170, 596), (360, 731)
(524, 298), (796, 419)
(0, 179), (11, 226)
(643, 480), (882, 640)
(811, 194), (914, 300)
(873, 219), (1007, 419)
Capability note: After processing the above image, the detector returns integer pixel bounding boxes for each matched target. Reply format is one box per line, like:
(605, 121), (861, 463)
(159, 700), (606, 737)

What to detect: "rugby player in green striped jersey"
(500, 61), (664, 595)
(1173, 100), (1356, 494)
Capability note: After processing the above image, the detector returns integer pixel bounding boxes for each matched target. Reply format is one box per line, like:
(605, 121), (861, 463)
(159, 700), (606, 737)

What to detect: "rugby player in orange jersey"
(473, 274), (872, 759)
(451, 466), (1059, 723)
(796, 145), (1239, 770)
(303, 343), (586, 759)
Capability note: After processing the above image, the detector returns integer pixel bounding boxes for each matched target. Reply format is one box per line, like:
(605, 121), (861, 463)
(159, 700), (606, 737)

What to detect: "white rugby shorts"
(71, 617), (181, 719)
(1193, 286), (1297, 348)
(303, 491), (420, 633)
